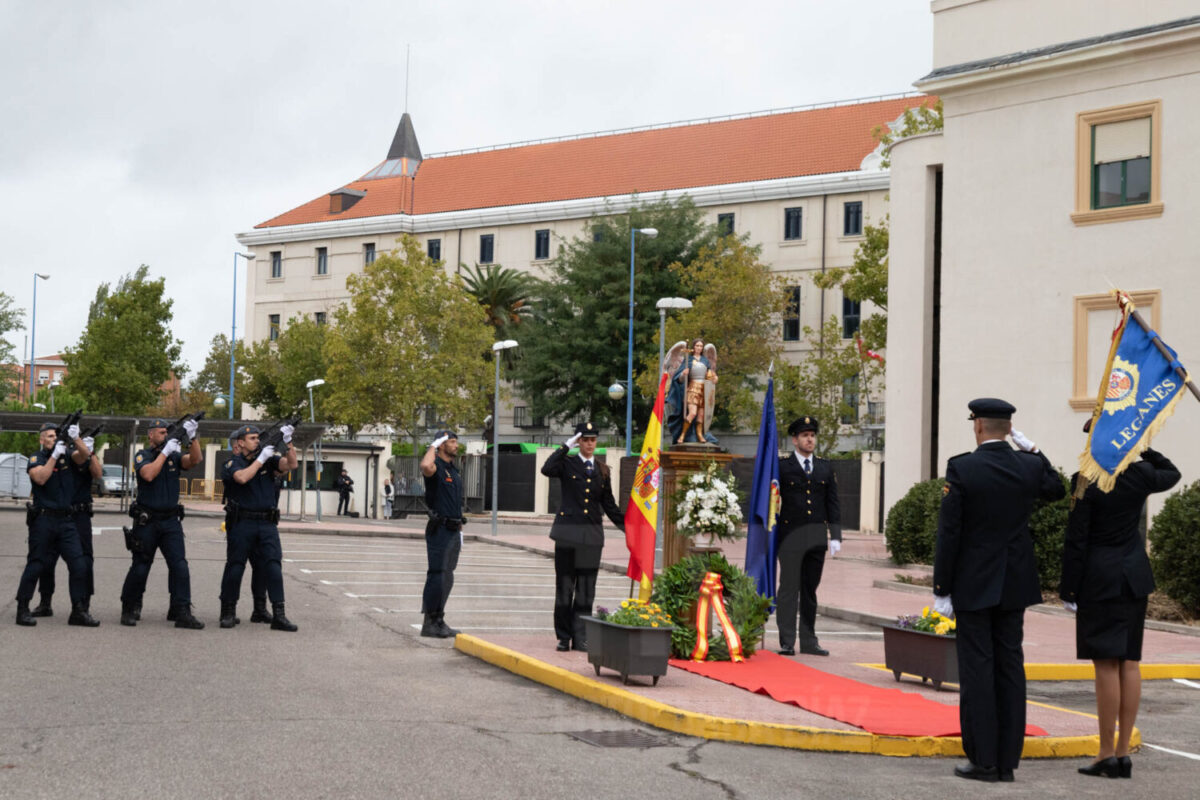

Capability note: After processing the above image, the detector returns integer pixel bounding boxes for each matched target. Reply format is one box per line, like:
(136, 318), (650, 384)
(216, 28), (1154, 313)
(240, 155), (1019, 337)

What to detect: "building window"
(315, 311), (327, 326)
(783, 286), (801, 342)
(841, 376), (860, 425)
(592, 227), (604, 243)
(315, 247), (328, 275)
(1073, 100), (1162, 226)
(1070, 290), (1161, 410)
(843, 202), (863, 236)
(270, 251), (282, 279)
(479, 234), (494, 264)
(427, 239), (441, 261)
(269, 314), (280, 342)
(513, 406), (546, 428)
(364, 243), (376, 265)
(717, 213), (735, 236)
(784, 207), (803, 240)
(38, 369), (49, 383)
(534, 229), (550, 260)
(53, 370), (64, 382)
(842, 298), (861, 339)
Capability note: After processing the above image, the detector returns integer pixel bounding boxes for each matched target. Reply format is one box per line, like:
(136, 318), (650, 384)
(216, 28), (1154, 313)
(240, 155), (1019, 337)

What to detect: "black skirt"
(1076, 588), (1148, 661)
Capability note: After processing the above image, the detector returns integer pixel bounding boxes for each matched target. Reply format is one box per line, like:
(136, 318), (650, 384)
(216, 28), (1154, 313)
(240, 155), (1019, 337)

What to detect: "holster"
(122, 525), (144, 554)
(429, 512), (465, 532)
(25, 502), (36, 527)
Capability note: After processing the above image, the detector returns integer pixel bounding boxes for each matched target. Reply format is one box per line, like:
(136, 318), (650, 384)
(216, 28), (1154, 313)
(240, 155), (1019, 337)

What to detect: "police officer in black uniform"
(775, 416), (841, 656)
(933, 398), (1064, 783)
(336, 469), (354, 516)
(542, 421), (624, 652)
(31, 428), (103, 619)
(218, 424), (299, 631)
(419, 430), (465, 638)
(119, 417), (205, 629)
(15, 422), (98, 627)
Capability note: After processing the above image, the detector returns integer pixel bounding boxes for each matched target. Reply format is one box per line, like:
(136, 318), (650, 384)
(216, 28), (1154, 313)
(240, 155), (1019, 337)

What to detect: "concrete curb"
(453, 633), (1116, 757)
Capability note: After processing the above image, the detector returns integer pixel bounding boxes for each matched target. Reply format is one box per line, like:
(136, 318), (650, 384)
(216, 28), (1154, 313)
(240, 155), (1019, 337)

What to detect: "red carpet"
(669, 651), (1047, 737)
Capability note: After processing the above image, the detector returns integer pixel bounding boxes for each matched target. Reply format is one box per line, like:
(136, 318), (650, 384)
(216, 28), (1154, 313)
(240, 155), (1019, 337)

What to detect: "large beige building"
(236, 97), (928, 443)
(886, 0), (1200, 517)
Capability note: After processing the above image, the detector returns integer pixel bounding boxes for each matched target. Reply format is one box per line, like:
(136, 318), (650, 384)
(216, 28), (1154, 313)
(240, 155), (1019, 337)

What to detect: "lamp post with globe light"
(625, 227), (657, 456)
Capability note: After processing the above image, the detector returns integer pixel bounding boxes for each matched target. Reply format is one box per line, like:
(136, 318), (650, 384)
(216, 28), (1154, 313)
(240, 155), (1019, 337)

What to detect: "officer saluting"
(15, 422), (98, 627)
(119, 417), (205, 629)
(933, 398), (1064, 783)
(419, 430), (465, 638)
(218, 424), (299, 631)
(542, 422), (624, 652)
(775, 416), (841, 656)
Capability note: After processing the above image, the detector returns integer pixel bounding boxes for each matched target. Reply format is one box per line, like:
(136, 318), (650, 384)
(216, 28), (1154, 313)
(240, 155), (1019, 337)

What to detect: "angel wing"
(703, 343), (717, 369)
(664, 341), (688, 376)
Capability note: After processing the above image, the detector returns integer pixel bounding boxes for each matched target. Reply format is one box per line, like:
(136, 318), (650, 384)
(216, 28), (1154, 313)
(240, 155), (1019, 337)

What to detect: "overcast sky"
(0, 0), (932, 381)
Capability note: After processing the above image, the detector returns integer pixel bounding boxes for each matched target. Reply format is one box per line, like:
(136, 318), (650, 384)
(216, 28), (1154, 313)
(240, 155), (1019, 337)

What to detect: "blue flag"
(1081, 293), (1189, 492)
(745, 378), (781, 600)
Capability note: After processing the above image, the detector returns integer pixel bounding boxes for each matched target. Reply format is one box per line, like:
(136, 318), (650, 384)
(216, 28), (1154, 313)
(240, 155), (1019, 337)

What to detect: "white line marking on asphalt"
(408, 624), (557, 631)
(315, 573), (569, 582)
(350, 594), (561, 599)
(1173, 678), (1200, 690)
(1142, 743), (1200, 761)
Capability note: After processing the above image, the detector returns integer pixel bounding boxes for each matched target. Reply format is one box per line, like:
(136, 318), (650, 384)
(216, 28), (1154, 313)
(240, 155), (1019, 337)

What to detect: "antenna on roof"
(404, 44), (411, 113)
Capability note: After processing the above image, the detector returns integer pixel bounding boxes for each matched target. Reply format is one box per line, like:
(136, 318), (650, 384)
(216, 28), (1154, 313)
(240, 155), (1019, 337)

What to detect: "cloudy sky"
(0, 1), (932, 380)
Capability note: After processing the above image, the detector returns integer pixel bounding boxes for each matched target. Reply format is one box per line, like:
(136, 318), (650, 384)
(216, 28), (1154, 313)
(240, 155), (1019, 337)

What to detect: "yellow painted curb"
(861, 662), (1200, 681)
(455, 634), (1112, 758)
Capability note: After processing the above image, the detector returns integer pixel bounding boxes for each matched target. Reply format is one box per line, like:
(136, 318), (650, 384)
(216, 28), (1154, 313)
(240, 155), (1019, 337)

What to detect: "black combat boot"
(219, 601), (237, 629)
(16, 600), (36, 626)
(120, 601), (138, 626)
(31, 595), (53, 617)
(420, 613), (439, 637)
(435, 613), (459, 638)
(172, 603), (205, 630)
(249, 596), (273, 624)
(68, 601), (100, 627)
(166, 603), (178, 622)
(132, 600), (142, 621)
(270, 603), (298, 632)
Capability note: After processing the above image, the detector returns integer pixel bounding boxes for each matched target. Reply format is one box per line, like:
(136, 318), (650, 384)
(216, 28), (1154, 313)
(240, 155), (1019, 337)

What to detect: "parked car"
(94, 464), (132, 497)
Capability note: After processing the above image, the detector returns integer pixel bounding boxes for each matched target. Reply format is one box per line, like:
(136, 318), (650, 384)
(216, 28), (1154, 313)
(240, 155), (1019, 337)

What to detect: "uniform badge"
(136, 454), (144, 464)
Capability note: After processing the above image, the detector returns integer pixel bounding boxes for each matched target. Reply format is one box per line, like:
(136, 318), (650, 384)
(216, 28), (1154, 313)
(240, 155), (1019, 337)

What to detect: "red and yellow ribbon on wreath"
(690, 572), (744, 662)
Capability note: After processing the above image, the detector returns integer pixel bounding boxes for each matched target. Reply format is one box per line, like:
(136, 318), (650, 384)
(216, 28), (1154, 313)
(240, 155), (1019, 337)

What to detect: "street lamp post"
(491, 340), (519, 537)
(29, 273), (49, 402)
(229, 252), (256, 419)
(307, 378), (327, 522)
(654, 297), (692, 569)
(625, 227), (658, 456)
(48, 380), (60, 413)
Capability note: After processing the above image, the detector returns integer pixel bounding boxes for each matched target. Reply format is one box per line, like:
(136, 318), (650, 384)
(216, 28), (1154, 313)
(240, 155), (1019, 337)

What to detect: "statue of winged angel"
(664, 338), (718, 444)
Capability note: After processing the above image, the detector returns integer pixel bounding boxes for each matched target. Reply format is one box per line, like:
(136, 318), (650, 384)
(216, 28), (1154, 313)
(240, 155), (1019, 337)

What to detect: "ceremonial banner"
(626, 373), (669, 601)
(745, 377), (781, 601)
(1080, 291), (1189, 492)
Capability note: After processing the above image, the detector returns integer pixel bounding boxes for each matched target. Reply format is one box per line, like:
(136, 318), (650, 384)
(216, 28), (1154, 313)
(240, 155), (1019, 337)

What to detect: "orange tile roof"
(256, 96), (932, 229)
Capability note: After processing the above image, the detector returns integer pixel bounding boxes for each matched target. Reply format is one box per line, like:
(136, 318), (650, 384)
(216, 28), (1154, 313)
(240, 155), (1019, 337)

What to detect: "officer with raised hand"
(219, 423), (299, 631)
(119, 417), (205, 629)
(15, 422), (98, 627)
(418, 430), (465, 638)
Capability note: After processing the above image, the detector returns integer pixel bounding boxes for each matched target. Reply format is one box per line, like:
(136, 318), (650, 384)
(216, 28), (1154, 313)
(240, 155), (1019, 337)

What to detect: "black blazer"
(541, 445), (624, 548)
(933, 442), (1065, 611)
(1060, 449), (1180, 604)
(777, 453), (842, 551)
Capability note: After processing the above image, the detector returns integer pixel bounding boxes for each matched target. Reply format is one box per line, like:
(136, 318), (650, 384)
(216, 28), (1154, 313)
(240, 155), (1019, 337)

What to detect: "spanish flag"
(626, 373), (668, 601)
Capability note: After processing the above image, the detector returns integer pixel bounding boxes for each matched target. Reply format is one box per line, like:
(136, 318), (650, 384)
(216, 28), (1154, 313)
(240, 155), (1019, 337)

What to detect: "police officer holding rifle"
(219, 419), (299, 631)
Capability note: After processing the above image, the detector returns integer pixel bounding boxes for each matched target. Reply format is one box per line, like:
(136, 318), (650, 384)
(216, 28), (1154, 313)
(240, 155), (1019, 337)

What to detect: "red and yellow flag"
(626, 373), (668, 601)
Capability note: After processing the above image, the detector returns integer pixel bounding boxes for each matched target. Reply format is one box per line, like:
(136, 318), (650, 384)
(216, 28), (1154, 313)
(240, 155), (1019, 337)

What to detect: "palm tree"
(460, 263), (534, 337)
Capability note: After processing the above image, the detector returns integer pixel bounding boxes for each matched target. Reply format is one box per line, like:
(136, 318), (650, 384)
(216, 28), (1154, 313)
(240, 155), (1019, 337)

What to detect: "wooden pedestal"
(661, 446), (734, 571)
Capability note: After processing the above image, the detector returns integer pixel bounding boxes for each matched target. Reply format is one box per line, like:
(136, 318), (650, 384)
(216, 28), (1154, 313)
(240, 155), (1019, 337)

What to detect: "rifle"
(74, 422), (105, 457)
(249, 415), (301, 460)
(53, 409), (83, 447)
(153, 410), (206, 453)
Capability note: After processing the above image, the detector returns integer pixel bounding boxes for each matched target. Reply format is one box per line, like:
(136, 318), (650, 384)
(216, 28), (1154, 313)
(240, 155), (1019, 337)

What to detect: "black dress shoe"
(556, 639), (570, 651)
(571, 640), (588, 652)
(999, 769), (1014, 782)
(1078, 756), (1120, 778)
(777, 647), (795, 656)
(954, 763), (999, 782)
(1117, 755), (1132, 778)
(800, 644), (830, 656)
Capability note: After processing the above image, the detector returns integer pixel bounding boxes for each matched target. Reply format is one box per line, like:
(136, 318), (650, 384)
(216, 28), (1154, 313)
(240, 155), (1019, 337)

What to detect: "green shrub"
(885, 478), (945, 565)
(650, 551), (770, 661)
(1149, 481), (1200, 615)
(1029, 470), (1071, 590)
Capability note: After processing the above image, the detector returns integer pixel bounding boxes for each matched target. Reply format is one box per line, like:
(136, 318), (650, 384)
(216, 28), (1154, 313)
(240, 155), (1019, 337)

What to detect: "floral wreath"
(650, 551), (770, 661)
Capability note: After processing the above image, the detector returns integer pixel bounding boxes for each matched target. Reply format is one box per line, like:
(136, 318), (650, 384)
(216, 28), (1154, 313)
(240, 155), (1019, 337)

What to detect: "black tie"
(585, 460), (594, 477)
(803, 458), (812, 475)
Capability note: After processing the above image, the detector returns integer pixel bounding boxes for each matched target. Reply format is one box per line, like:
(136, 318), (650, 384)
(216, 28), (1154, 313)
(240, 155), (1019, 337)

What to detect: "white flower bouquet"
(672, 461), (745, 543)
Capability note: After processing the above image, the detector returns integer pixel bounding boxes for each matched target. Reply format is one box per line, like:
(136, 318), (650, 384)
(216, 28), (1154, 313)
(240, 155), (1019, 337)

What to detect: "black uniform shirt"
(134, 446), (182, 510)
(27, 447), (74, 510)
(69, 452), (94, 504)
(425, 457), (462, 519)
(222, 452), (283, 510)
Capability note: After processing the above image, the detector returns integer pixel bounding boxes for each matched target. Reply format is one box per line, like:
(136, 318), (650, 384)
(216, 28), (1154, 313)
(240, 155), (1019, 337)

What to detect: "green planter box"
(881, 624), (958, 690)
(582, 616), (675, 686)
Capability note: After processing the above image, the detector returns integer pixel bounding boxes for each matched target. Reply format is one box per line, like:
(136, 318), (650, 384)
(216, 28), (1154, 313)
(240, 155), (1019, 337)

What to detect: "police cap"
(967, 398), (1016, 420)
(574, 421), (599, 438)
(434, 429), (457, 441)
(787, 416), (819, 436)
(39, 421), (57, 433)
(147, 418), (170, 430)
(234, 424), (261, 440)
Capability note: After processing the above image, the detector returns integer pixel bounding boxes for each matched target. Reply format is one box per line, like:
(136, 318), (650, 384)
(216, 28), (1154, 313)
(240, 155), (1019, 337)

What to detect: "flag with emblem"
(625, 373), (668, 602)
(1080, 290), (1191, 492)
(745, 376), (781, 600)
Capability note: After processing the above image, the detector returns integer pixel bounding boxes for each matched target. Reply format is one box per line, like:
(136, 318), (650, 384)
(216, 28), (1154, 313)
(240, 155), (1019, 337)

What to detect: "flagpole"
(1128, 309), (1200, 402)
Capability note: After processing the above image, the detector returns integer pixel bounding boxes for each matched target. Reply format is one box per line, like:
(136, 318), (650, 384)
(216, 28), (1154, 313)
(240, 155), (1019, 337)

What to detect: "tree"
(62, 266), (185, 414)
(511, 197), (716, 436)
(322, 234), (493, 443)
(871, 98), (943, 170)
(188, 333), (249, 417)
(0, 292), (23, 401)
(240, 315), (330, 421)
(460, 263), (534, 337)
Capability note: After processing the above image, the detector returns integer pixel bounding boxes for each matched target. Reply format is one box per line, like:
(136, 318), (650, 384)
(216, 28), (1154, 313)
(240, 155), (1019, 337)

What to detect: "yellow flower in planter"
(921, 606), (931, 618)
(935, 620), (951, 635)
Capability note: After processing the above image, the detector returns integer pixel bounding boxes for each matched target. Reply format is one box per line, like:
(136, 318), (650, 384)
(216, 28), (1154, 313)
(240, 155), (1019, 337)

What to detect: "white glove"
(161, 439), (182, 457)
(565, 432), (582, 448)
(82, 437), (95, 452)
(183, 419), (199, 438)
(1063, 601), (1078, 614)
(280, 424), (294, 444)
(51, 441), (68, 460)
(256, 445), (276, 464)
(933, 594), (954, 618)
(1010, 430), (1036, 453)
(431, 435), (449, 450)
(828, 539), (842, 556)
(67, 424), (80, 441)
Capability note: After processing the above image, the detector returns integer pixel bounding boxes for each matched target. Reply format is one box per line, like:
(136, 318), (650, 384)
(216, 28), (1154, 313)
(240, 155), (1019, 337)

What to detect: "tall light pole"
(29, 273), (49, 402)
(655, 297), (691, 568)
(229, 252), (256, 419)
(625, 227), (657, 456)
(491, 339), (519, 537)
(48, 380), (60, 413)
(307, 378), (326, 521)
